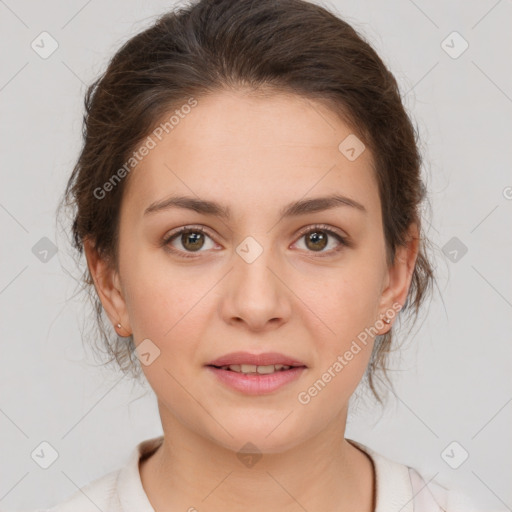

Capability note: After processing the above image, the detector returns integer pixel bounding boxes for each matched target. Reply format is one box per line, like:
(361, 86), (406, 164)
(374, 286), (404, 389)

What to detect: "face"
(86, 89), (417, 454)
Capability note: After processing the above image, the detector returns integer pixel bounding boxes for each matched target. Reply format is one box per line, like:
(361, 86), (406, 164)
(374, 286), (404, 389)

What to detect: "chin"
(206, 416), (307, 456)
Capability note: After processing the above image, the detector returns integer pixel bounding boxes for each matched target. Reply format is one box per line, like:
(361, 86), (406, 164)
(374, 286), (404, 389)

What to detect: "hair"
(58, 0), (435, 406)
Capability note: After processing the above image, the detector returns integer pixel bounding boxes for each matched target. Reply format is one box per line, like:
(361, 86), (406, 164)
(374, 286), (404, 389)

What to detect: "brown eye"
(180, 231), (205, 251)
(163, 226), (217, 258)
(305, 231), (328, 251)
(294, 225), (349, 256)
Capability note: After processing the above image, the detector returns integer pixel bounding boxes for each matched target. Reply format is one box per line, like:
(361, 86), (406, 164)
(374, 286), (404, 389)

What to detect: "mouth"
(207, 363), (307, 374)
(205, 351), (308, 371)
(205, 352), (308, 395)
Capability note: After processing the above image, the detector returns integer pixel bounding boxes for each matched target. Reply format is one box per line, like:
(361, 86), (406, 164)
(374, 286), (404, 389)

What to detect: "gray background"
(1, 0), (511, 510)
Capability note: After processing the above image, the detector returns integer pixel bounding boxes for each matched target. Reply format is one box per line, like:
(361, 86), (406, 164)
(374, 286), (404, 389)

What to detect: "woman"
(40, 0), (482, 510)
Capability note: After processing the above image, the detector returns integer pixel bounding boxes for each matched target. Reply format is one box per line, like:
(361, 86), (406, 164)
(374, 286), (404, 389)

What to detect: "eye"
(162, 225), (218, 258)
(293, 224), (349, 256)
(162, 223), (350, 259)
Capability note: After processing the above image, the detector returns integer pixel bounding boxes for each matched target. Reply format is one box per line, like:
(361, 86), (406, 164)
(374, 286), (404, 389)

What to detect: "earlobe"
(378, 224), (420, 332)
(83, 238), (132, 336)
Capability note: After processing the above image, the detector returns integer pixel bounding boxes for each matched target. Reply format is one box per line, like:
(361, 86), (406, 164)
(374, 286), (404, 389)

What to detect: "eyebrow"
(143, 193), (367, 219)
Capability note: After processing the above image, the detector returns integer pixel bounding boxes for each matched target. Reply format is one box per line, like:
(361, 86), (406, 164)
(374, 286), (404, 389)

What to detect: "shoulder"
(347, 439), (484, 512)
(408, 467), (482, 512)
(32, 436), (163, 512)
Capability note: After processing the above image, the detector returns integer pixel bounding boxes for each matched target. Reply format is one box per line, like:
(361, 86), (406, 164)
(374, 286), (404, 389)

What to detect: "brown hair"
(58, 0), (435, 406)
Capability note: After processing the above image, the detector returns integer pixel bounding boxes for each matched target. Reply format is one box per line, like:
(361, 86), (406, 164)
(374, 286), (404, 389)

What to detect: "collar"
(117, 436), (163, 511)
(348, 439), (414, 512)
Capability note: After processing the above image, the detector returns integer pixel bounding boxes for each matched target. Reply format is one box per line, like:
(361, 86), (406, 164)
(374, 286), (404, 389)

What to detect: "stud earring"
(383, 317), (391, 325)
(116, 323), (122, 329)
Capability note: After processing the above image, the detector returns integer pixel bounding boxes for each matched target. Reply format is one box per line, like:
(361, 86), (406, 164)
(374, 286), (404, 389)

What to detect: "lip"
(205, 351), (308, 395)
(205, 365), (307, 395)
(206, 351), (307, 368)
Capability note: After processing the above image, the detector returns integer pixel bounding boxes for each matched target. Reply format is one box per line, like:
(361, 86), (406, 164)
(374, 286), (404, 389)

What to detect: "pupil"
(183, 232), (204, 251)
(306, 231), (327, 251)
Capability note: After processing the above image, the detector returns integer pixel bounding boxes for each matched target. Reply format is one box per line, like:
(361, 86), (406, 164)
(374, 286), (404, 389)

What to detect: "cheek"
(332, 276), (382, 336)
(295, 256), (384, 344)
(294, 276), (381, 410)
(122, 268), (205, 393)
(121, 258), (202, 343)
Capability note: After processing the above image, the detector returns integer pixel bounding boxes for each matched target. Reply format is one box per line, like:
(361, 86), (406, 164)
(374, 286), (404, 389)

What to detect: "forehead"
(122, 89), (380, 220)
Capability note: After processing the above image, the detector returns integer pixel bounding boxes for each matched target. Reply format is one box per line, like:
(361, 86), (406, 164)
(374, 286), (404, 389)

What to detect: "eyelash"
(162, 224), (350, 259)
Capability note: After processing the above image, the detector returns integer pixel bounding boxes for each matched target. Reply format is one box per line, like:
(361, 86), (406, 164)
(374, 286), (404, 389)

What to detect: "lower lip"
(205, 366), (307, 395)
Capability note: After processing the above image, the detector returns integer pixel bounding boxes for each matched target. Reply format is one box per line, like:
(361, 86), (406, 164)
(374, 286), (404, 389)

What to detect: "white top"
(35, 436), (484, 512)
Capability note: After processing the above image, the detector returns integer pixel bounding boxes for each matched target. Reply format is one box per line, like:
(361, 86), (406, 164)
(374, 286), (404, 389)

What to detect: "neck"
(139, 404), (375, 512)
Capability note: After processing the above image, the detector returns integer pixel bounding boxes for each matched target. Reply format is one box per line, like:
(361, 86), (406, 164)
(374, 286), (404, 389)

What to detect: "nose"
(219, 237), (292, 332)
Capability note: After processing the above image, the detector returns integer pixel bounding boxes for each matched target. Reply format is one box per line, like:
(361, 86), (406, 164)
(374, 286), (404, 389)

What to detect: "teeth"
(256, 365), (276, 374)
(219, 364), (293, 373)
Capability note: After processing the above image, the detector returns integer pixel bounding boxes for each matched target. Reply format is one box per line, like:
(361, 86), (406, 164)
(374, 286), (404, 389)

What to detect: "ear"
(377, 223), (420, 333)
(83, 238), (132, 337)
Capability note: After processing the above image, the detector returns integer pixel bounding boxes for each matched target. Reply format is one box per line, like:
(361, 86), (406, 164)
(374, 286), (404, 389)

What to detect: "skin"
(84, 88), (419, 512)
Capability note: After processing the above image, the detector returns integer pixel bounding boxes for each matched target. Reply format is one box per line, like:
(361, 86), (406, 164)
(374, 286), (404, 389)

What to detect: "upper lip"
(206, 351), (307, 367)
